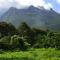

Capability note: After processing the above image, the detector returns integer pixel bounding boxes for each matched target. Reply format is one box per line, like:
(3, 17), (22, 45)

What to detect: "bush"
(33, 31), (60, 49)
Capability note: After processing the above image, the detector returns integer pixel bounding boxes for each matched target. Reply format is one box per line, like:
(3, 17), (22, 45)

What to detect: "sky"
(0, 0), (60, 13)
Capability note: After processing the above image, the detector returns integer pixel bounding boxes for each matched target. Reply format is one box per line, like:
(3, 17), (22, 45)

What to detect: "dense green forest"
(0, 21), (60, 60)
(0, 21), (60, 50)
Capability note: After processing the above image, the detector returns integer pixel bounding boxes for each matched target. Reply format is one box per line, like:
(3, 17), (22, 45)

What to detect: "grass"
(0, 48), (60, 60)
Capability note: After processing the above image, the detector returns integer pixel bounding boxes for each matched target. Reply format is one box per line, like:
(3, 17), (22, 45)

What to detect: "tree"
(18, 22), (35, 46)
(0, 36), (11, 50)
(10, 35), (30, 50)
(0, 22), (17, 36)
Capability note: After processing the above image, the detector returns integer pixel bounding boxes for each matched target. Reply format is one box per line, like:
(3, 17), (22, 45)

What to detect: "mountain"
(0, 5), (60, 31)
(0, 8), (8, 17)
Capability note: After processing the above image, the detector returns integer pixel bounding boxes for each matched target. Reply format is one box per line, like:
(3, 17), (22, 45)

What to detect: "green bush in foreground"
(34, 32), (60, 49)
(0, 35), (30, 50)
(0, 48), (60, 60)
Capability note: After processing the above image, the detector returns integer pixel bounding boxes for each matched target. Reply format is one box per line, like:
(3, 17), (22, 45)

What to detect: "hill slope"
(0, 6), (60, 31)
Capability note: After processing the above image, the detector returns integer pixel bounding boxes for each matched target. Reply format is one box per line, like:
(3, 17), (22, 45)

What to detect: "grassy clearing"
(0, 48), (60, 60)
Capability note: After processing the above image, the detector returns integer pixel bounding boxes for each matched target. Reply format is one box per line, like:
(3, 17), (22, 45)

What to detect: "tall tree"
(0, 22), (17, 36)
(18, 22), (34, 46)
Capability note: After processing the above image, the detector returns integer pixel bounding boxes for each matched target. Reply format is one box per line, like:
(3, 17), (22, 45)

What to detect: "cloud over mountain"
(0, 0), (52, 10)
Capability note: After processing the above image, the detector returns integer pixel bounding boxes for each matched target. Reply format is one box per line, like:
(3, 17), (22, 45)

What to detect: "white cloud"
(0, 0), (13, 8)
(14, 0), (45, 6)
(56, 0), (60, 3)
(0, 0), (53, 10)
(44, 3), (53, 10)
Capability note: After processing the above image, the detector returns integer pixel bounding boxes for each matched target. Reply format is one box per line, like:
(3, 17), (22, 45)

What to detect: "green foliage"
(0, 22), (60, 50)
(0, 22), (17, 36)
(10, 35), (30, 50)
(18, 22), (35, 46)
(0, 35), (30, 50)
(18, 22), (30, 36)
(0, 48), (60, 60)
(34, 31), (60, 49)
(0, 36), (11, 50)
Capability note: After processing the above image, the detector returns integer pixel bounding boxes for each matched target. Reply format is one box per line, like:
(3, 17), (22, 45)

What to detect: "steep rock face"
(0, 6), (60, 31)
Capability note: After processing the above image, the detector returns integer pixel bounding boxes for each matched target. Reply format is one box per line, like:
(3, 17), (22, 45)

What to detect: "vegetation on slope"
(0, 22), (60, 50)
(0, 21), (60, 60)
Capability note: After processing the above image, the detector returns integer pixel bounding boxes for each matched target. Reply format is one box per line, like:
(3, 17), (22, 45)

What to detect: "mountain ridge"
(0, 5), (60, 31)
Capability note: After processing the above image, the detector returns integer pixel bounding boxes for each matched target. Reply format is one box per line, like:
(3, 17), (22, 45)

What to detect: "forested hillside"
(0, 22), (60, 50)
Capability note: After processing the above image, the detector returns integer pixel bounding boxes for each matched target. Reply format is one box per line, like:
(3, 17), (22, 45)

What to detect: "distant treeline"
(0, 22), (60, 50)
